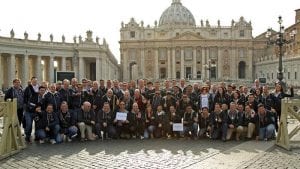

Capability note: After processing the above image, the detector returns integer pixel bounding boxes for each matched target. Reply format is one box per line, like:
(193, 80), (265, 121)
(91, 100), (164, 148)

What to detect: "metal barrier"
(0, 99), (26, 160)
(276, 99), (300, 150)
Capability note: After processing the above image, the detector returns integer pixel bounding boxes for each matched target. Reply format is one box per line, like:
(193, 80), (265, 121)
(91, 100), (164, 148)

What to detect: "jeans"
(221, 123), (228, 140)
(62, 126), (78, 138)
(182, 123), (198, 137)
(35, 129), (47, 140)
(24, 111), (34, 140)
(144, 125), (156, 139)
(259, 124), (275, 140)
(48, 124), (62, 143)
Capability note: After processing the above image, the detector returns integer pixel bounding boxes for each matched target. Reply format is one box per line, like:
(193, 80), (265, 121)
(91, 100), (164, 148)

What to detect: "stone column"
(230, 48), (236, 80)
(172, 48), (176, 79)
(180, 48), (184, 79)
(248, 49), (253, 81)
(78, 57), (84, 81)
(154, 48), (159, 79)
(167, 48), (171, 79)
(8, 54), (16, 86)
(35, 55), (42, 82)
(140, 48), (145, 78)
(22, 54), (29, 87)
(217, 48), (222, 80)
(49, 55), (54, 83)
(202, 48), (206, 80)
(193, 47), (197, 79)
(61, 56), (66, 71)
(0, 53), (2, 89)
(96, 57), (101, 81)
(107, 59), (111, 80)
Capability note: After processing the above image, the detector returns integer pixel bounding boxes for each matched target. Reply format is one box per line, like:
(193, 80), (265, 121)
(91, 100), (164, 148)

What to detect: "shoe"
(67, 137), (72, 142)
(140, 136), (144, 140)
(25, 137), (32, 144)
(264, 138), (268, 141)
(50, 139), (56, 144)
(71, 133), (78, 139)
(39, 140), (45, 144)
(80, 138), (85, 142)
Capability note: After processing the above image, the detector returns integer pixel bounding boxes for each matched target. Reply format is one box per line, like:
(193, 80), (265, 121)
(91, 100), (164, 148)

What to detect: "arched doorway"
(238, 61), (246, 79)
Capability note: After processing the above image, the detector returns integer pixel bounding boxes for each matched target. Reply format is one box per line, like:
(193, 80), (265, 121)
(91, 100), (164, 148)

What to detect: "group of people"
(4, 77), (294, 144)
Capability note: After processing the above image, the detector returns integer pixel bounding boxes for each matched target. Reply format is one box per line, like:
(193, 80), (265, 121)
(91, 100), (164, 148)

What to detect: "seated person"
(154, 105), (169, 138)
(113, 101), (131, 139)
(58, 101), (78, 142)
(95, 102), (117, 139)
(128, 103), (145, 139)
(36, 104), (61, 144)
(226, 102), (239, 141)
(182, 105), (198, 139)
(256, 104), (275, 141)
(198, 107), (210, 138)
(168, 105), (182, 138)
(77, 101), (96, 141)
(209, 103), (223, 139)
(144, 105), (156, 139)
(243, 104), (257, 139)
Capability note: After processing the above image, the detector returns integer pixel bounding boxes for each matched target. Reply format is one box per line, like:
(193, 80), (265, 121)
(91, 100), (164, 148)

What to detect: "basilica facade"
(120, 0), (255, 82)
(0, 30), (119, 89)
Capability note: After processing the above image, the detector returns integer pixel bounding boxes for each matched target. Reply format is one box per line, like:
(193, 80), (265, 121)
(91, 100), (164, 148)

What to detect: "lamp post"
(129, 61), (136, 80)
(265, 16), (297, 88)
(204, 59), (216, 81)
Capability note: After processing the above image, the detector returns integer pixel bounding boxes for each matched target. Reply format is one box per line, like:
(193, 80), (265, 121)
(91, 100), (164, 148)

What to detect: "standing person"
(113, 101), (131, 139)
(4, 78), (24, 126)
(42, 83), (62, 112)
(77, 101), (96, 141)
(198, 86), (214, 112)
(58, 79), (72, 104)
(23, 77), (40, 143)
(102, 89), (119, 113)
(273, 82), (294, 131)
(88, 81), (103, 113)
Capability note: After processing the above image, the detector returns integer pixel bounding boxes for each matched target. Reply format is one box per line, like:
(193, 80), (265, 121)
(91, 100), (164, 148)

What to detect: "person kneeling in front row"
(59, 101), (78, 142)
(256, 104), (275, 141)
(77, 101), (96, 141)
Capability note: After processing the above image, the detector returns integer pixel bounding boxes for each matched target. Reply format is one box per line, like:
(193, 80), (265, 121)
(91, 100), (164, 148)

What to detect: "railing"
(276, 98), (300, 150)
(0, 99), (26, 160)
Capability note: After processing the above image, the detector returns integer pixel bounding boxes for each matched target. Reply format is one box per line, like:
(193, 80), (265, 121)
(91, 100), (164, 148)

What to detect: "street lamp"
(265, 16), (297, 88)
(129, 61), (136, 80)
(204, 59), (216, 81)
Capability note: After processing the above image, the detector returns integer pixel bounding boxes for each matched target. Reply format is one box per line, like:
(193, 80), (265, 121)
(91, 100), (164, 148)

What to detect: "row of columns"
(0, 53), (70, 88)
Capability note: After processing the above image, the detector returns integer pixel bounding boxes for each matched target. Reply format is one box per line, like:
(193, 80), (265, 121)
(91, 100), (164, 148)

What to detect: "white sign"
(116, 112), (127, 121)
(172, 123), (184, 131)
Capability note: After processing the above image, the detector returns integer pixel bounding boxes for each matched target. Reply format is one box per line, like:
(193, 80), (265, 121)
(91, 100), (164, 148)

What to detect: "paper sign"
(116, 112), (127, 121)
(172, 123), (184, 131)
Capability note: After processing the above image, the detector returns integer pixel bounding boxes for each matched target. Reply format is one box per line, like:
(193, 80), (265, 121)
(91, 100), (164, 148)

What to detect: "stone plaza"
(0, 139), (300, 169)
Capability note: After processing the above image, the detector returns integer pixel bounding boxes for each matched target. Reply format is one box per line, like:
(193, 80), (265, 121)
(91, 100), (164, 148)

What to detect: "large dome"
(159, 0), (196, 27)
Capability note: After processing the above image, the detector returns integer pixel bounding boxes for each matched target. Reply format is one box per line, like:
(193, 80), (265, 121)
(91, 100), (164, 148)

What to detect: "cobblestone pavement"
(241, 147), (300, 169)
(0, 139), (240, 169)
(1, 138), (300, 169)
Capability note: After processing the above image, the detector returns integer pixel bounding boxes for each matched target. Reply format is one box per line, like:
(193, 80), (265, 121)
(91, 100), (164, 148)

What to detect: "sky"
(0, 0), (299, 63)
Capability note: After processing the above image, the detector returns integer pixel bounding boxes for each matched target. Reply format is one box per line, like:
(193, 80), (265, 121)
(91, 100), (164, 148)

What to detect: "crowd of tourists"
(4, 77), (294, 144)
